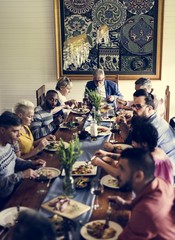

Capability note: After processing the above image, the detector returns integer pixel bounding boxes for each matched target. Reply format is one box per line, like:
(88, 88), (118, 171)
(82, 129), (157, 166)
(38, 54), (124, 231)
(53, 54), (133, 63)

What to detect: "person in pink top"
(109, 148), (175, 240)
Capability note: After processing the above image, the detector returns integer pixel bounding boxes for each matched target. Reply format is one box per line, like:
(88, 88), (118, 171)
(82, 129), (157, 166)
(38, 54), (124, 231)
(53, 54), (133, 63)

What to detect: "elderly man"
(84, 68), (123, 103)
(31, 90), (60, 140)
(109, 148), (175, 240)
(0, 111), (45, 201)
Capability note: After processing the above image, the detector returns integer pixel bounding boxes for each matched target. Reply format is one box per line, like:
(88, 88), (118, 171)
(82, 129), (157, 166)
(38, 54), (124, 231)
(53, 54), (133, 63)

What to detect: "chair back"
(164, 85), (170, 122)
(36, 85), (45, 106)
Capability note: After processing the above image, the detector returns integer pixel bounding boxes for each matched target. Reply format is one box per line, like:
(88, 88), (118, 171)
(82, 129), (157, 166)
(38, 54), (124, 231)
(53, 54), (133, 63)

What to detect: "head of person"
(12, 210), (56, 240)
(55, 76), (72, 96)
(0, 111), (22, 145)
(117, 148), (155, 192)
(14, 100), (35, 126)
(132, 89), (155, 117)
(45, 90), (58, 110)
(93, 68), (105, 87)
(135, 78), (152, 93)
(131, 117), (158, 152)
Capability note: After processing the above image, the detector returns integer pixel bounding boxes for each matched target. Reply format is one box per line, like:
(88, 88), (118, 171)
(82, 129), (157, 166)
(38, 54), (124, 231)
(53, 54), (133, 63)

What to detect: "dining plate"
(88, 115), (115, 122)
(42, 196), (90, 219)
(85, 125), (111, 136)
(59, 121), (79, 129)
(80, 220), (123, 240)
(71, 108), (90, 115)
(101, 175), (119, 189)
(61, 161), (97, 176)
(45, 141), (69, 152)
(35, 167), (61, 180)
(0, 207), (31, 227)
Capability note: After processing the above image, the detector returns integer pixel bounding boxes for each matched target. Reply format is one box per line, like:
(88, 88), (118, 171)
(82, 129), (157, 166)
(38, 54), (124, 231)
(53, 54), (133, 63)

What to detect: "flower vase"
(94, 108), (101, 124)
(63, 168), (76, 198)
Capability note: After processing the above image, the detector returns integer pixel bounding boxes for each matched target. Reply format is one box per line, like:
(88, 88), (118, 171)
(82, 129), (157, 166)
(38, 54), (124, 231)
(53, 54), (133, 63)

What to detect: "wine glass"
(90, 178), (104, 210)
(110, 122), (119, 143)
(107, 109), (115, 128)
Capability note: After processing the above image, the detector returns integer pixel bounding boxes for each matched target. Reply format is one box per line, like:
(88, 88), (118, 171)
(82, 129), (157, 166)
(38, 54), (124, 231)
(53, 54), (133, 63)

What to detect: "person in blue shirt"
(84, 68), (123, 103)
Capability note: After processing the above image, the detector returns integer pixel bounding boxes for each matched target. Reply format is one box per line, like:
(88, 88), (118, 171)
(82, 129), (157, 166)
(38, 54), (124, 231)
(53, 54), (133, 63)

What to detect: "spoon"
(47, 178), (51, 188)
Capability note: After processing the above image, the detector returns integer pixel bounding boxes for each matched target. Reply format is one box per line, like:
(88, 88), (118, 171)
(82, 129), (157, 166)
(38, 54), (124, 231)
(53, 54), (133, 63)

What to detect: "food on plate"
(72, 164), (93, 175)
(48, 197), (70, 212)
(86, 221), (116, 239)
(47, 141), (60, 150)
(74, 177), (90, 188)
(61, 121), (79, 129)
(107, 178), (119, 188)
(98, 127), (108, 134)
(36, 168), (53, 179)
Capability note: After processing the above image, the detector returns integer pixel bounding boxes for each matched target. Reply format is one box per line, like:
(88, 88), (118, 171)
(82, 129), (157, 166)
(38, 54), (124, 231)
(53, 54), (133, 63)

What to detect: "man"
(0, 111), (45, 201)
(109, 148), (175, 240)
(84, 68), (123, 103)
(117, 77), (164, 117)
(31, 90), (60, 140)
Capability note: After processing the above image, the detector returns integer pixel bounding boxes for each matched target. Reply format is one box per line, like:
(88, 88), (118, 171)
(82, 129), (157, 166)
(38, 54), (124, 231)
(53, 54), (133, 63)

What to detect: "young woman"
(14, 100), (55, 159)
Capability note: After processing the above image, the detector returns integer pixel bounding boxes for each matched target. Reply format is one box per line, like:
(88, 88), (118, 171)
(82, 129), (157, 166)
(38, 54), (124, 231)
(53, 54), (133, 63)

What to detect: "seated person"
(84, 68), (123, 103)
(14, 100), (55, 159)
(12, 209), (56, 240)
(117, 77), (165, 117)
(0, 111), (45, 201)
(30, 90), (62, 140)
(109, 148), (175, 240)
(92, 118), (173, 184)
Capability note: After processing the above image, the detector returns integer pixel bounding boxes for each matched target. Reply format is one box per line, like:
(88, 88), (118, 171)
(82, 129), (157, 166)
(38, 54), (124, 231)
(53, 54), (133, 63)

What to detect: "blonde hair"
(14, 100), (35, 115)
(55, 77), (72, 90)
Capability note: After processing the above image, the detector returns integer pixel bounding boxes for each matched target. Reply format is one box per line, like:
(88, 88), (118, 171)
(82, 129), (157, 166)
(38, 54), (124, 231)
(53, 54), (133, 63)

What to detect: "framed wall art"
(54, 0), (164, 80)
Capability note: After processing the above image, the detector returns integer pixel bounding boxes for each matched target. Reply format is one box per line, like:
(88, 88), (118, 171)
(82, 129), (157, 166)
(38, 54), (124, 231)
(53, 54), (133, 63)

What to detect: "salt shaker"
(90, 119), (98, 141)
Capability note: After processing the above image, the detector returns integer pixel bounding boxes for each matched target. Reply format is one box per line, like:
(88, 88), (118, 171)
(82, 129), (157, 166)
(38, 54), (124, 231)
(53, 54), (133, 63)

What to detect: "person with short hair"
(0, 111), (45, 201)
(12, 209), (56, 240)
(14, 99), (54, 159)
(30, 90), (61, 140)
(109, 148), (175, 240)
(84, 68), (123, 103)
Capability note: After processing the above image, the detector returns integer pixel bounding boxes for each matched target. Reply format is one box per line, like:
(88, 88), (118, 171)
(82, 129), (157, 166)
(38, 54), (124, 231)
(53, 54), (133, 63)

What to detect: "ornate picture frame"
(54, 0), (164, 80)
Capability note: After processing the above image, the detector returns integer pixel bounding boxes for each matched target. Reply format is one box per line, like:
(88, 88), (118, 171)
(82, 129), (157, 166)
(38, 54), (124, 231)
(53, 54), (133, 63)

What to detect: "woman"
(14, 100), (55, 159)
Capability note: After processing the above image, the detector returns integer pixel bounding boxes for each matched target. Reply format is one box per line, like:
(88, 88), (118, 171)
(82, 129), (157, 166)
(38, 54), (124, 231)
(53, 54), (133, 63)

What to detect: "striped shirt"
(30, 105), (57, 140)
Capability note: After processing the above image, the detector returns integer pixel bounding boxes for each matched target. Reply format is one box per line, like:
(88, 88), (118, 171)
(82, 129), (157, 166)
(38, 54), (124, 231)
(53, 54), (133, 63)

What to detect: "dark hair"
(131, 117), (158, 152)
(133, 89), (155, 109)
(12, 210), (56, 240)
(55, 77), (72, 90)
(120, 148), (155, 180)
(46, 90), (58, 96)
(0, 111), (22, 128)
(135, 77), (151, 86)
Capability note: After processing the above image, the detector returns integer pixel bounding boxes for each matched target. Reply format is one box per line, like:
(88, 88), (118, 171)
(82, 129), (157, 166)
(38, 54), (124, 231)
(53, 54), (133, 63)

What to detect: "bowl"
(78, 130), (90, 140)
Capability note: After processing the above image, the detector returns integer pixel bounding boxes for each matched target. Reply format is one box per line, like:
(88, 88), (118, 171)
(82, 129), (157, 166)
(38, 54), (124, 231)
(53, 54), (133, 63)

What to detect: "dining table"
(0, 107), (132, 240)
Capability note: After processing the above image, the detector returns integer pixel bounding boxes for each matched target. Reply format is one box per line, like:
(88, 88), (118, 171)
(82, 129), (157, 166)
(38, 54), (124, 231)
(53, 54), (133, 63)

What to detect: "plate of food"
(80, 220), (123, 240)
(62, 161), (97, 176)
(45, 141), (69, 152)
(59, 121), (79, 129)
(85, 125), (111, 136)
(42, 196), (90, 219)
(35, 167), (61, 181)
(0, 207), (31, 227)
(71, 108), (90, 115)
(74, 177), (90, 189)
(101, 175), (119, 189)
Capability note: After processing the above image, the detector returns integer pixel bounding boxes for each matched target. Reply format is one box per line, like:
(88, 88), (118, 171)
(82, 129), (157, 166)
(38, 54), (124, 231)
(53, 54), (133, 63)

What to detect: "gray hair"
(93, 68), (105, 78)
(135, 78), (152, 92)
(14, 100), (35, 115)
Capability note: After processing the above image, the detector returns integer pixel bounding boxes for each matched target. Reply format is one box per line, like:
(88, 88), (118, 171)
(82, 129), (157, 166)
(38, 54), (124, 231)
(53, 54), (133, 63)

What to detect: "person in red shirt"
(109, 148), (175, 240)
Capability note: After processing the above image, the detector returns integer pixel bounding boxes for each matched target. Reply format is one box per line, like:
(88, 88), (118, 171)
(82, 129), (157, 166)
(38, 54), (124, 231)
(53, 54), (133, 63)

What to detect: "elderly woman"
(14, 100), (55, 159)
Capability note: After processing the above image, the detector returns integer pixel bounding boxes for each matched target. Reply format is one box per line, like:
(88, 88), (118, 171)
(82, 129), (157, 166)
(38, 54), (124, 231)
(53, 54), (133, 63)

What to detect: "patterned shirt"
(30, 105), (57, 140)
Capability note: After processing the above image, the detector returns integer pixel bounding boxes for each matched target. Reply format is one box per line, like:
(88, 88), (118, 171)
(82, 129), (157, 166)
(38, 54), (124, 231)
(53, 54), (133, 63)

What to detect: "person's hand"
(22, 169), (38, 179)
(103, 142), (115, 152)
(37, 138), (49, 152)
(107, 96), (114, 103)
(116, 98), (127, 106)
(118, 122), (129, 141)
(91, 157), (104, 167)
(46, 134), (56, 141)
(116, 115), (127, 124)
(32, 159), (46, 168)
(95, 149), (108, 158)
(108, 195), (126, 207)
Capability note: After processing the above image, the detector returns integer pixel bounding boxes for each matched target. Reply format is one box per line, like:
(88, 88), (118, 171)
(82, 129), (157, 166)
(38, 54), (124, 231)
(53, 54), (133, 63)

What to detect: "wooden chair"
(164, 85), (170, 122)
(36, 85), (45, 106)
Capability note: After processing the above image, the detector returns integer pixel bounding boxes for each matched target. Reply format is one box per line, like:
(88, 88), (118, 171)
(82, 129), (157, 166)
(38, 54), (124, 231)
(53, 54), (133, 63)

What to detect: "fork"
(103, 201), (112, 229)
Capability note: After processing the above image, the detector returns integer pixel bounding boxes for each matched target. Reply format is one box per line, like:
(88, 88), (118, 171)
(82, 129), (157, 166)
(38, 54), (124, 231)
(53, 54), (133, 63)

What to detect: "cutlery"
(47, 178), (51, 188)
(103, 201), (112, 229)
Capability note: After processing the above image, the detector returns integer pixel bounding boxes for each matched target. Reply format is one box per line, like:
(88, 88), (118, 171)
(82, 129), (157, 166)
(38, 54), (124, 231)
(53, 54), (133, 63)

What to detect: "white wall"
(0, 0), (175, 117)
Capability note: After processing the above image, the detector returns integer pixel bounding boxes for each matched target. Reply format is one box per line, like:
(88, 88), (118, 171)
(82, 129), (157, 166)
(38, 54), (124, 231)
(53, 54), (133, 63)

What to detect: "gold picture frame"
(54, 0), (164, 80)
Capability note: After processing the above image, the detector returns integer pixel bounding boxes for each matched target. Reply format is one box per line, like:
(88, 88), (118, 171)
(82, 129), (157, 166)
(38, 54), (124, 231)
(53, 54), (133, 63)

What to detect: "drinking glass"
(90, 178), (104, 210)
(107, 109), (115, 128)
(110, 123), (119, 143)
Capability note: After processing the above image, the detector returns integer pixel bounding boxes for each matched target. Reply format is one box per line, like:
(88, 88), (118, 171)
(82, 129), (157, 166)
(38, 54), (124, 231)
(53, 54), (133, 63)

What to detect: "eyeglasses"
(94, 79), (104, 83)
(131, 104), (147, 110)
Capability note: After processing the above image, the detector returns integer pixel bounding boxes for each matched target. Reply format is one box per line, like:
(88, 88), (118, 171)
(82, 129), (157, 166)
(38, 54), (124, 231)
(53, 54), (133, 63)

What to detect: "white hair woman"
(14, 100), (55, 159)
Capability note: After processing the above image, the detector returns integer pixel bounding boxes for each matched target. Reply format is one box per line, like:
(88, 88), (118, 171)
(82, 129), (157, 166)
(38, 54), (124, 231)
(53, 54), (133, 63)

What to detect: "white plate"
(45, 141), (69, 152)
(61, 161), (97, 176)
(36, 167), (61, 180)
(88, 115), (115, 122)
(101, 175), (119, 189)
(71, 108), (90, 115)
(0, 207), (31, 226)
(80, 220), (123, 240)
(85, 125), (111, 136)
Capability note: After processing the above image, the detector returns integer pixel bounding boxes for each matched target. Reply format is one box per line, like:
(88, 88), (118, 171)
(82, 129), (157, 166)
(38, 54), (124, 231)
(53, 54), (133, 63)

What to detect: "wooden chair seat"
(36, 85), (45, 106)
